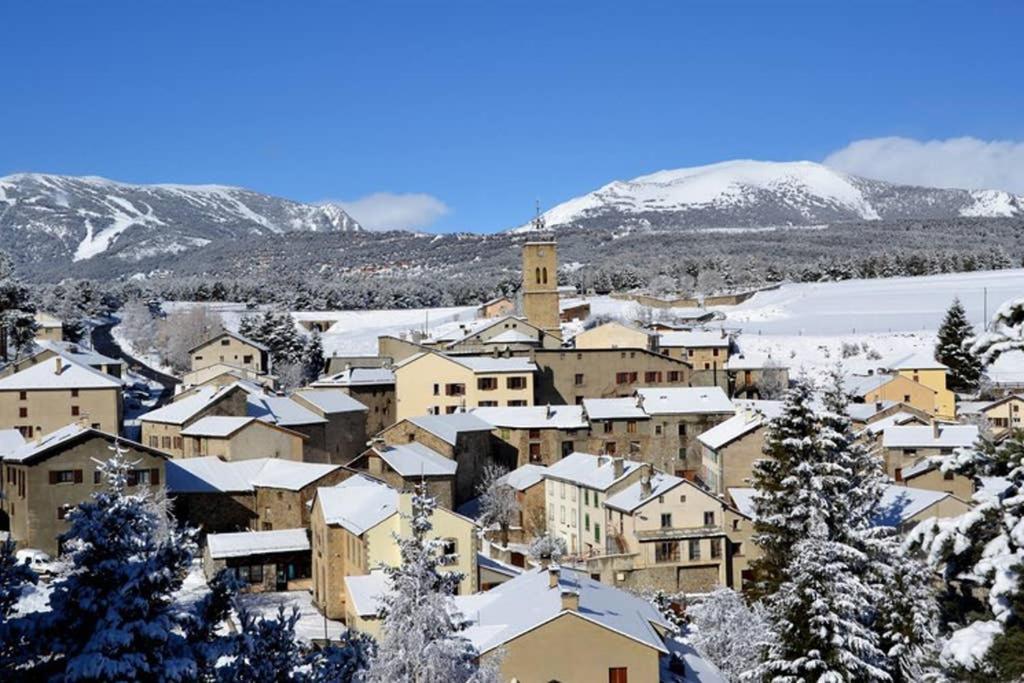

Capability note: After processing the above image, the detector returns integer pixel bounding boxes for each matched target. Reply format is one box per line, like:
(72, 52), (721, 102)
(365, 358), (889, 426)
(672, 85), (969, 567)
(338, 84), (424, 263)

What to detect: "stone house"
(202, 528), (311, 593)
(180, 416), (305, 461)
(572, 321), (657, 351)
(0, 354), (123, 439)
(140, 384), (249, 457)
(471, 404), (589, 467)
(346, 439), (457, 509)
(290, 388), (369, 464)
(880, 423), (979, 481)
(311, 366), (395, 435)
(189, 330), (270, 375)
(581, 397), (652, 460)
(658, 329), (732, 375)
(477, 295), (515, 319)
(633, 387), (735, 478)
(698, 400), (785, 494)
(0, 424), (167, 554)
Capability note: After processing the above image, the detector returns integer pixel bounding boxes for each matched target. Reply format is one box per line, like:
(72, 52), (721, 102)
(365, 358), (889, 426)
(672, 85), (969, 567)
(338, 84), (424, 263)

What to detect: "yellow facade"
(182, 421), (305, 461)
(573, 322), (652, 350)
(895, 368), (954, 419)
(191, 333), (266, 374)
(0, 388), (121, 439)
(522, 241), (561, 338)
(860, 375), (939, 418)
(981, 395), (1024, 434)
(394, 352), (534, 421)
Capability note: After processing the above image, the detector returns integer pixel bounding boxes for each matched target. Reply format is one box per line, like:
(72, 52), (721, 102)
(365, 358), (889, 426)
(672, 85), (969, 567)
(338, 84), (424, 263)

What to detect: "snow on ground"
(236, 589), (346, 643)
(311, 305), (477, 356)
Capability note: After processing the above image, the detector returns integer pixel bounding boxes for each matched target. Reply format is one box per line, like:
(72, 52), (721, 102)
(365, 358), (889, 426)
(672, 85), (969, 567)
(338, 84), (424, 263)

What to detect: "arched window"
(542, 267), (548, 284)
(535, 267), (541, 284)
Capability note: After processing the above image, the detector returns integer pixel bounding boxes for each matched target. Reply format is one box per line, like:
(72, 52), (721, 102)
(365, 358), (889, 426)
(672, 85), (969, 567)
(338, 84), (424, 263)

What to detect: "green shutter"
(595, 523), (601, 542)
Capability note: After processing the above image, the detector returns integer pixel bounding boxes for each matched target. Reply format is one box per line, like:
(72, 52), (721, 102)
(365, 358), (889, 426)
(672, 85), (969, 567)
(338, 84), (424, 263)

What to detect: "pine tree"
(971, 296), (1024, 366)
(0, 538), (38, 672)
(936, 298), (984, 392)
(303, 329), (325, 383)
(366, 483), (494, 683)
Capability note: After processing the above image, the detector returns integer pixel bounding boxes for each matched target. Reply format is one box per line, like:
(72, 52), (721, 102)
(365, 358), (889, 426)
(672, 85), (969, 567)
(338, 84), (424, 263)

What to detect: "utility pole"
(984, 287), (988, 331)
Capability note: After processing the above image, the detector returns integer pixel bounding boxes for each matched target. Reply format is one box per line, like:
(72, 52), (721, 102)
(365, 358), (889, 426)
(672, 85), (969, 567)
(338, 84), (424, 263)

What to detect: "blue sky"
(2, 1), (1023, 232)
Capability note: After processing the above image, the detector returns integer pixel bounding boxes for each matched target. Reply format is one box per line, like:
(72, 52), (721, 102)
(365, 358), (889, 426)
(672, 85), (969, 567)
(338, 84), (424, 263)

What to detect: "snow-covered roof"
(188, 330), (269, 354)
(484, 329), (538, 344)
(447, 355), (538, 374)
(882, 425), (978, 449)
(605, 472), (686, 513)
(344, 570), (389, 618)
(292, 388), (368, 414)
(314, 367), (395, 387)
(583, 397), (648, 421)
(140, 385), (235, 425)
(846, 400), (898, 422)
(496, 464), (547, 491)
(180, 416), (258, 437)
(697, 402), (784, 450)
(317, 475), (397, 535)
(885, 351), (949, 372)
(658, 330), (730, 348)
(0, 354), (122, 391)
(0, 429), (26, 456)
(166, 456), (340, 493)
(1, 423), (165, 465)
(873, 486), (957, 527)
(206, 528), (309, 559)
(728, 488), (756, 519)
(34, 311), (62, 327)
(471, 405), (588, 430)
(956, 401), (990, 416)
(860, 412), (927, 436)
(37, 340), (122, 368)
(455, 567), (670, 655)
(843, 373), (913, 396)
(723, 353), (785, 371)
(407, 413), (493, 445)
(477, 553), (523, 579)
(543, 452), (644, 491)
(635, 387), (733, 415)
(372, 442), (457, 477)
(246, 390), (327, 427)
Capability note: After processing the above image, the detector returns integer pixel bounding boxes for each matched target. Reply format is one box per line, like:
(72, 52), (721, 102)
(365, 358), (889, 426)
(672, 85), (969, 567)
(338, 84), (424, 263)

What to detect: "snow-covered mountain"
(0, 173), (362, 265)
(514, 160), (1024, 233)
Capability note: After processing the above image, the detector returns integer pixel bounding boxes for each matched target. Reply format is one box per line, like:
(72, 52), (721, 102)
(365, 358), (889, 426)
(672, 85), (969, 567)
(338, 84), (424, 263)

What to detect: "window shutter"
(74, 469), (83, 484)
(49, 471), (58, 485)
(151, 468), (160, 486)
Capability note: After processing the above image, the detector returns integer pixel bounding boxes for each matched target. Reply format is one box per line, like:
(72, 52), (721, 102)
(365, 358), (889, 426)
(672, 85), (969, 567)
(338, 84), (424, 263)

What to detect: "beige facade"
(856, 374), (939, 417)
(902, 466), (974, 500)
(181, 363), (273, 391)
(0, 428), (167, 555)
(521, 241), (561, 339)
(700, 421), (768, 494)
(573, 322), (655, 351)
(394, 352), (535, 421)
(975, 395), (1024, 435)
(190, 331), (268, 375)
(0, 386), (122, 440)
(895, 366), (955, 419)
(181, 418), (305, 461)
(33, 313), (64, 343)
(478, 296), (515, 319)
(140, 386), (249, 457)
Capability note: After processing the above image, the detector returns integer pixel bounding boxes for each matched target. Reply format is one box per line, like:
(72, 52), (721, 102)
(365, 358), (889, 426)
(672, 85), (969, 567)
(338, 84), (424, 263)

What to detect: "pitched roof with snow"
(316, 474), (398, 534)
(658, 330), (730, 348)
(843, 373), (915, 397)
(165, 456), (340, 493)
(859, 412), (927, 436)
(314, 367), (395, 387)
(455, 567), (670, 655)
(846, 400), (898, 422)
(0, 355), (122, 391)
(345, 570), (389, 617)
(447, 355), (538, 374)
(882, 425), (978, 449)
(0, 429), (26, 455)
(635, 387), (733, 415)
(292, 388), (368, 414)
(1, 423), (166, 465)
(496, 464), (547, 491)
(407, 413), (493, 445)
(206, 528), (309, 559)
(885, 350), (949, 372)
(246, 391), (327, 427)
(723, 353), (785, 370)
(37, 340), (122, 368)
(188, 329), (269, 354)
(697, 401), (784, 450)
(582, 397), (648, 421)
(180, 416), (258, 437)
(471, 405), (588, 430)
(484, 329), (539, 344)
(372, 442), (457, 477)
(604, 471), (686, 513)
(543, 452), (644, 491)
(140, 385), (235, 425)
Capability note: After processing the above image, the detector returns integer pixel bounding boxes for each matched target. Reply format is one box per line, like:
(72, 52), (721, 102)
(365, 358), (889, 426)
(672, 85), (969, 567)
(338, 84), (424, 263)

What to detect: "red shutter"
(74, 469), (83, 484)
(49, 471), (58, 485)
(151, 468), (160, 486)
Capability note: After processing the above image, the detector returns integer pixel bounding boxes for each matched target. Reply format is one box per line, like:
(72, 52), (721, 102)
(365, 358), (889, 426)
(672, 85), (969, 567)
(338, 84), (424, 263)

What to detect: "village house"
(698, 400), (785, 494)
(883, 351), (957, 419)
(959, 394), (1024, 436)
(543, 452), (646, 557)
(633, 387), (735, 478)
(290, 388), (369, 464)
(0, 341), (123, 380)
(846, 372), (940, 417)
(0, 353), (123, 439)
(311, 365), (395, 435)
(559, 299), (591, 323)
(898, 458), (975, 500)
(239, 384), (338, 462)
(345, 438), (458, 509)
(377, 412), (496, 505)
(581, 397), (651, 459)
(393, 351), (537, 420)
(392, 315), (559, 357)
(33, 312), (64, 343)
(517, 347), (694, 406)
(139, 383), (249, 457)
(179, 416), (305, 461)
(477, 295), (515, 319)
(572, 321), (657, 351)
(848, 400), (933, 432)
(724, 353), (789, 399)
(180, 362), (275, 393)
(202, 528), (311, 593)
(879, 423), (979, 482)
(165, 455), (350, 533)
(594, 468), (755, 592)
(310, 474), (477, 620)
(189, 330), (270, 376)
(472, 404), (589, 466)
(0, 424), (167, 554)
(658, 329), (732, 386)
(494, 463), (548, 540)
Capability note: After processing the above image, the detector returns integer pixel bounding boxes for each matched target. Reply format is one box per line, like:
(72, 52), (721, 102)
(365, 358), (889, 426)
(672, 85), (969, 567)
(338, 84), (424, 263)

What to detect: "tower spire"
(531, 199), (546, 233)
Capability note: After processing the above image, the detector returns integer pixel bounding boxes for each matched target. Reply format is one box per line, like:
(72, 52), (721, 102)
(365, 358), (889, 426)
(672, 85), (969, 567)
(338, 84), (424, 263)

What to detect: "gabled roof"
(292, 388), (368, 414)
(140, 384), (238, 425)
(180, 416), (258, 438)
(885, 351), (949, 372)
(697, 401), (784, 450)
(206, 528), (309, 559)
(316, 475), (398, 535)
(245, 388), (327, 427)
(0, 354), (122, 391)
(165, 456), (341, 493)
(543, 452), (643, 491)
(36, 340), (122, 368)
(604, 471), (687, 513)
(658, 330), (730, 348)
(397, 350), (537, 374)
(313, 366), (395, 387)
(484, 329), (538, 344)
(582, 397), (648, 421)
(345, 570), (389, 617)
(471, 405), (588, 430)
(0, 429), (26, 454)
(456, 567), (670, 656)
(882, 425), (978, 449)
(846, 400), (898, 422)
(635, 387), (733, 415)
(496, 464), (547, 491)
(970, 394), (1024, 413)
(187, 329), (269, 354)
(407, 413), (493, 445)
(371, 442), (457, 477)
(843, 373), (918, 397)
(1, 423), (168, 465)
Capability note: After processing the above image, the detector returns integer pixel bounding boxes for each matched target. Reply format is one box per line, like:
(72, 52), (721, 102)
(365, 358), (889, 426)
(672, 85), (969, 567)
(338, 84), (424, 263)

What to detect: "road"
(91, 321), (179, 407)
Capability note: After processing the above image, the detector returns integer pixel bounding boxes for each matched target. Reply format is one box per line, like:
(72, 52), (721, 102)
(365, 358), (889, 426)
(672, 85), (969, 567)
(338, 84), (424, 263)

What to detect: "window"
(655, 424), (663, 435)
(479, 400), (498, 407)
(528, 428), (541, 439)
(644, 371), (661, 383)
(678, 447), (687, 460)
(903, 394), (911, 402)
(704, 511), (715, 526)
(615, 372), (628, 384)
(668, 371), (680, 382)
(441, 539), (457, 565)
(703, 363), (710, 370)
(626, 420), (637, 434)
(506, 376), (527, 390)
(433, 384), (440, 396)
(149, 436), (159, 448)
(711, 538), (722, 559)
(571, 487), (577, 502)
(713, 348), (720, 357)
(689, 539), (701, 560)
(560, 506), (565, 523)
(162, 436), (172, 449)
(50, 470), (78, 484)
(445, 383), (466, 396)
(529, 443), (542, 462)
(585, 513), (590, 531)
(560, 482), (566, 498)
(584, 490), (590, 506)
(243, 354), (253, 364)
(655, 542), (678, 562)
(594, 492), (599, 506)
(549, 506), (555, 521)
(18, 407), (27, 419)
(445, 406), (459, 414)
(18, 391), (26, 401)
(944, 471), (955, 481)
(237, 564), (264, 584)
(687, 349), (695, 357)
(594, 523), (601, 543)
(660, 513), (672, 528)
(574, 373), (584, 386)
(173, 437), (183, 450)
(71, 389), (79, 398)
(602, 421), (613, 434)
(71, 406), (80, 416)
(561, 441), (574, 458)
(609, 667), (628, 683)
(678, 424), (687, 436)
(732, 518), (741, 531)
(508, 400), (527, 407)
(605, 441), (617, 454)
(57, 504), (74, 520)
(478, 377), (497, 391)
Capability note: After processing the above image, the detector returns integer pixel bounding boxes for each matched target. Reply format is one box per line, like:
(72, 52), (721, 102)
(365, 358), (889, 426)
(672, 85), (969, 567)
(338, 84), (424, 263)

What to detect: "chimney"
(636, 392), (645, 410)
(548, 565), (561, 588)
(875, 400), (883, 412)
(613, 457), (624, 479)
(932, 421), (941, 439)
(54, 356), (63, 374)
(560, 589), (579, 612)
(641, 464), (654, 499)
(492, 346), (500, 358)
(546, 403), (553, 419)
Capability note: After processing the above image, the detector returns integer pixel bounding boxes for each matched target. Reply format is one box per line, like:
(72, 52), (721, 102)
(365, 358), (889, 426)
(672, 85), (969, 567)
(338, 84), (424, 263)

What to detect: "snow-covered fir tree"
(239, 308), (322, 387)
(366, 483), (495, 683)
(527, 532), (567, 566)
(0, 250), (38, 361)
(689, 587), (772, 681)
(909, 431), (1024, 681)
(935, 298), (984, 392)
(476, 464), (520, 547)
(971, 296), (1024, 366)
(0, 538), (37, 672)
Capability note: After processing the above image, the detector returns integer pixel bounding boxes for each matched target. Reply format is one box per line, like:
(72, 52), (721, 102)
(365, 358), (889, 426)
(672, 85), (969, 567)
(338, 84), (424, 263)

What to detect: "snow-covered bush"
(476, 464), (521, 547)
(689, 588), (771, 681)
(527, 532), (567, 565)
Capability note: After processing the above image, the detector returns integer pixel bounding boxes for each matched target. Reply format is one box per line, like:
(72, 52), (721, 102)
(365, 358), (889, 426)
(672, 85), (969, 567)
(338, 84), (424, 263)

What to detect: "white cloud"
(824, 136), (1024, 193)
(331, 192), (449, 231)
